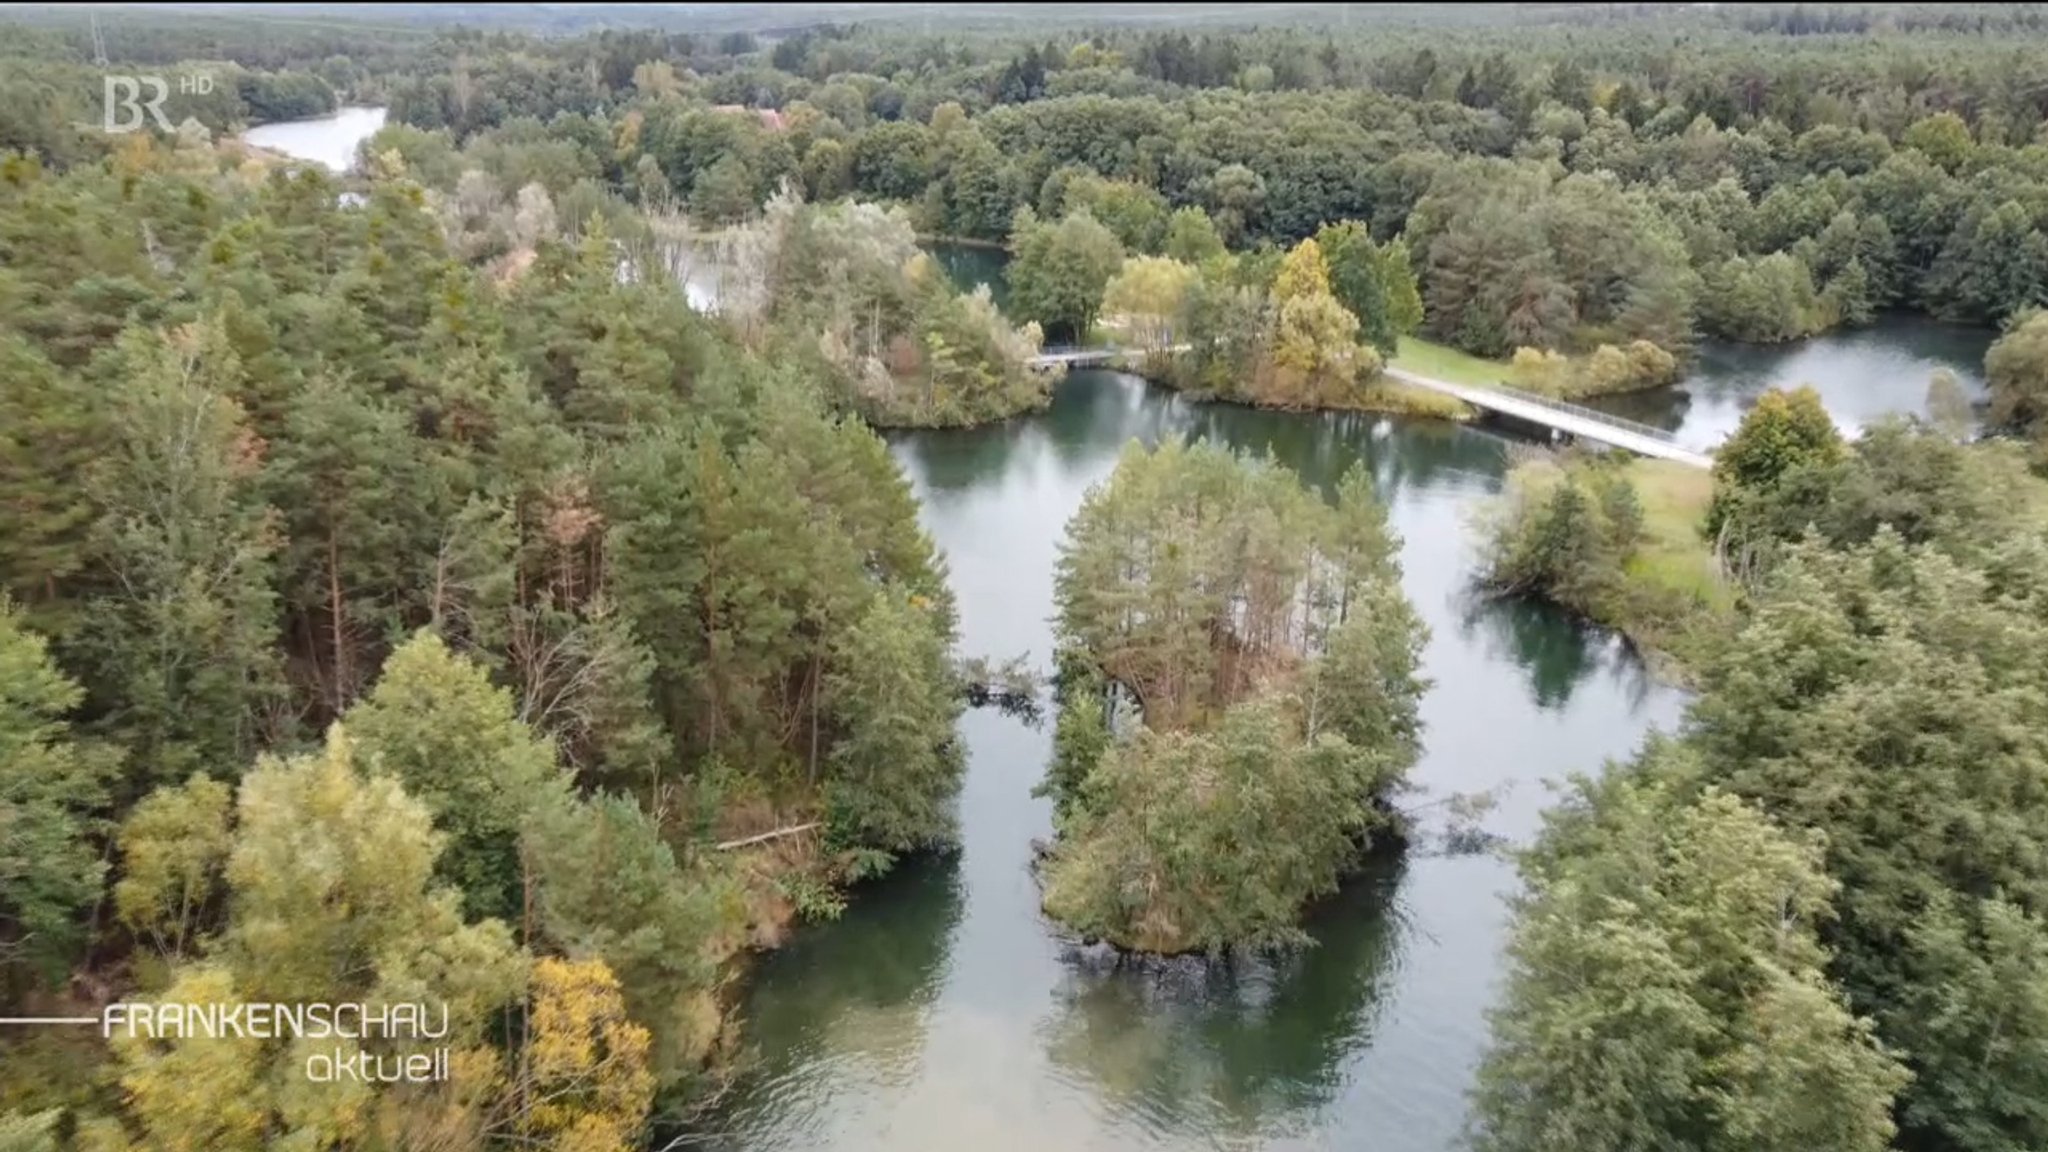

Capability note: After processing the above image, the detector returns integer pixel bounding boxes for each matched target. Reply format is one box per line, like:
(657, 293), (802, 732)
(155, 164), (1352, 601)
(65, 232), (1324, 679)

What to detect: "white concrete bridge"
(1381, 367), (1712, 469)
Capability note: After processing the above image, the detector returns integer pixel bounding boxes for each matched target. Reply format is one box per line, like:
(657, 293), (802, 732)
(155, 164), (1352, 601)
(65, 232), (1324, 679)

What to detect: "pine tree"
(823, 592), (965, 860)
(522, 793), (729, 1087)
(0, 337), (96, 626)
(1042, 442), (1424, 952)
(270, 372), (427, 713)
(80, 321), (286, 790)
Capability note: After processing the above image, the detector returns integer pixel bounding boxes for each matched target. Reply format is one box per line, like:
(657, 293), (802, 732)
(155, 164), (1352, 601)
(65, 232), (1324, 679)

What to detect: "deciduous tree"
(345, 631), (570, 922)
(113, 774), (231, 960)
(1472, 757), (1907, 1152)
(508, 957), (656, 1152)
(1007, 207), (1124, 343)
(0, 601), (114, 986)
(80, 322), (285, 790)
(1987, 310), (2048, 452)
(1707, 386), (1845, 540)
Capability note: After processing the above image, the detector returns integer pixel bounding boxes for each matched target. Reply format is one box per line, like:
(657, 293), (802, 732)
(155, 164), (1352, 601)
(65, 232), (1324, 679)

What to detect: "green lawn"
(1390, 336), (1510, 388)
(1623, 458), (1733, 613)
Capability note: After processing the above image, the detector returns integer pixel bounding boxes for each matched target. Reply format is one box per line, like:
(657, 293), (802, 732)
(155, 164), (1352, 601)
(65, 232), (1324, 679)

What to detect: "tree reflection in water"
(711, 857), (965, 1113)
(1038, 854), (1408, 1144)
(1454, 591), (1655, 713)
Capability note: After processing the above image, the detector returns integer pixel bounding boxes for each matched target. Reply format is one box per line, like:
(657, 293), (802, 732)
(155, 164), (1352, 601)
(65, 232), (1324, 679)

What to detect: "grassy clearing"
(1611, 456), (1733, 675)
(1491, 450), (1732, 679)
(1391, 336), (1511, 388)
(1619, 457), (1735, 677)
(1624, 458), (1732, 614)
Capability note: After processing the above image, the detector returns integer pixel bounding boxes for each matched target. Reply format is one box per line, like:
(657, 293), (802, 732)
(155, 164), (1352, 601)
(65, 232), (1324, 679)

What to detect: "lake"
(1587, 315), (1995, 449)
(240, 105), (387, 173)
(191, 168), (1984, 1146)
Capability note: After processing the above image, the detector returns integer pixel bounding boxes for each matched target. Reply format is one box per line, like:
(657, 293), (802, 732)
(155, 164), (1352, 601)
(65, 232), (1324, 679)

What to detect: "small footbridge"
(1028, 345), (1179, 370)
(1380, 368), (1712, 469)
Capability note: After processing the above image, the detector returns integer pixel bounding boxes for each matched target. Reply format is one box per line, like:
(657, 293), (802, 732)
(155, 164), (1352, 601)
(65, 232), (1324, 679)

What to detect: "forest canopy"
(4, 4), (2048, 1150)
(1474, 391), (2048, 1152)
(0, 124), (970, 1142)
(297, 5), (2048, 363)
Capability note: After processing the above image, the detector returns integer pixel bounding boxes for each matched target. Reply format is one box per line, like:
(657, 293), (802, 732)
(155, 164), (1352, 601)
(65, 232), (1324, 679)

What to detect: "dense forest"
(1473, 387), (2048, 1152)
(291, 4), (2048, 388)
(2, 4), (2048, 1152)
(12, 3), (2048, 374)
(328, 9), (2048, 353)
(0, 104), (971, 1152)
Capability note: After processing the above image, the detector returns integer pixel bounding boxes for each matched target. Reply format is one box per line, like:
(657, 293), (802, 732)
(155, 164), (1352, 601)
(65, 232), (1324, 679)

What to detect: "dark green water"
(924, 240), (1013, 314)
(700, 374), (1690, 1151)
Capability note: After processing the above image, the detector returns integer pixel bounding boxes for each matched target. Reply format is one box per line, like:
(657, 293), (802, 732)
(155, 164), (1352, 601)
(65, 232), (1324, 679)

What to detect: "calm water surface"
(240, 105), (386, 173)
(918, 241), (1995, 450)
(1589, 315), (1994, 449)
(925, 241), (1012, 314)
(701, 375), (1690, 1151)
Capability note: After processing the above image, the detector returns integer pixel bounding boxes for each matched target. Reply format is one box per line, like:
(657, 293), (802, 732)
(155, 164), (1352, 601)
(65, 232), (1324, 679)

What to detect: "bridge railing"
(1390, 368), (1682, 445)
(1034, 345), (1129, 360)
(1032, 343), (1188, 364)
(1476, 382), (1682, 444)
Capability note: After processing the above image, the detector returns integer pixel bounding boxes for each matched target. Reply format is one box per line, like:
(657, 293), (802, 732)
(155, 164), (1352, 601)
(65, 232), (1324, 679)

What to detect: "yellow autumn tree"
(112, 965), (270, 1152)
(114, 728), (528, 1152)
(113, 774), (233, 959)
(1270, 236), (1332, 304)
(1260, 239), (1373, 406)
(514, 957), (657, 1152)
(1102, 255), (1198, 357)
